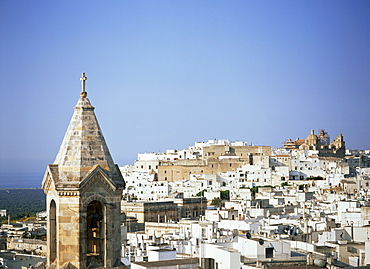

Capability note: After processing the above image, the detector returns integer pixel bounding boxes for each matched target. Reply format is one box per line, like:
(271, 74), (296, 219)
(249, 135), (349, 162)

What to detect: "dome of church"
(305, 129), (318, 145)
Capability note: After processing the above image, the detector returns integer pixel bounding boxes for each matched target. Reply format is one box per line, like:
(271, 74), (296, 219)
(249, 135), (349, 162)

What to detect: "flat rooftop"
(132, 258), (199, 267)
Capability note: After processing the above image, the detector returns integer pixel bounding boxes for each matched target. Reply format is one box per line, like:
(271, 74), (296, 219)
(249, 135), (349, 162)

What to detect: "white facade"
(201, 242), (241, 269)
(147, 249), (176, 262)
(120, 166), (170, 200)
(0, 210), (6, 217)
(237, 236), (291, 260)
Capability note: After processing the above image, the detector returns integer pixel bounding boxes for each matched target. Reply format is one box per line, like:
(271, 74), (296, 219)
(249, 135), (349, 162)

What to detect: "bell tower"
(42, 73), (125, 269)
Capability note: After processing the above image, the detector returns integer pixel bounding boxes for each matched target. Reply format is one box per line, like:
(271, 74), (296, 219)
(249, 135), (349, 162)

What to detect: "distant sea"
(0, 173), (44, 188)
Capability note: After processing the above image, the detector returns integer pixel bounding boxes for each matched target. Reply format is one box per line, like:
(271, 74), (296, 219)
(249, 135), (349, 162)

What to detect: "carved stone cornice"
(58, 191), (80, 197)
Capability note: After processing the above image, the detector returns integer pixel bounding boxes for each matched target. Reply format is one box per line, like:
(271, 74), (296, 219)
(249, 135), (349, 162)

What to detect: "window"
(49, 200), (56, 262)
(347, 246), (357, 254)
(265, 248), (274, 258)
(202, 228), (206, 238)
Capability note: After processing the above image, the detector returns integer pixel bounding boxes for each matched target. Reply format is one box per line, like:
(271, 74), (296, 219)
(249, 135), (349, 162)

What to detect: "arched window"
(87, 201), (104, 264)
(49, 200), (57, 263)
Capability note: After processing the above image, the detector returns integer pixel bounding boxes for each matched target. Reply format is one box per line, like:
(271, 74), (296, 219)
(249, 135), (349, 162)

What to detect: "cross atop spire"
(80, 73), (87, 98)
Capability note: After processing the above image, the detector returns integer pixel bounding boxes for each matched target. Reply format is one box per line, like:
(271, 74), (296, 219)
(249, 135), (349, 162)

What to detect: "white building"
(120, 165), (170, 200)
(0, 210), (6, 217)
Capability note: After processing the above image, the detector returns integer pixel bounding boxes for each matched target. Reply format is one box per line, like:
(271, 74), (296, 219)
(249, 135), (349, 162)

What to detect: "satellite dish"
(246, 232), (251, 239)
(259, 239), (264, 245)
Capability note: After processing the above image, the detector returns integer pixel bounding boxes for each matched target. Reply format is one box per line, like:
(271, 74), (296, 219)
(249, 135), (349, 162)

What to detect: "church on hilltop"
(41, 74), (126, 269)
(283, 129), (346, 158)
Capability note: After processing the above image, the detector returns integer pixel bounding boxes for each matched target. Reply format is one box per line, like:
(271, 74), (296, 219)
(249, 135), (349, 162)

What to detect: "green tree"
(210, 197), (222, 208)
(195, 189), (207, 197)
(220, 190), (229, 200)
(22, 231), (30, 239)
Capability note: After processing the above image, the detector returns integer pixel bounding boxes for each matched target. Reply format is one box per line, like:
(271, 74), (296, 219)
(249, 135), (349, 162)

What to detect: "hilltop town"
(1, 133), (370, 268)
(1, 75), (370, 269)
(119, 132), (370, 268)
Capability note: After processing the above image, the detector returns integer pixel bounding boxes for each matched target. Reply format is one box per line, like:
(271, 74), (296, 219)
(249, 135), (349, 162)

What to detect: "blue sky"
(0, 1), (369, 188)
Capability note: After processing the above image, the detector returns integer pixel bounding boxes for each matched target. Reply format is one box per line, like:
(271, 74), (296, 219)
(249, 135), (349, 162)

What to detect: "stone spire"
(53, 73), (120, 183)
(42, 73), (125, 269)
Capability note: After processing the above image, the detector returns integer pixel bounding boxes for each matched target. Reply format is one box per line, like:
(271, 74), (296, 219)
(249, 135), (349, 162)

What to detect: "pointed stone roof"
(53, 73), (122, 184)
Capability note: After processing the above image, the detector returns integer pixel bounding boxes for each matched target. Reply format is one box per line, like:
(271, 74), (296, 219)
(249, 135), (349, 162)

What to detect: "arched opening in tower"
(50, 199), (57, 263)
(86, 200), (104, 263)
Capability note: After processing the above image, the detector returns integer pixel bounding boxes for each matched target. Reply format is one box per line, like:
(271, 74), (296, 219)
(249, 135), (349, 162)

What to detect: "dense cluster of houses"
(1, 132), (370, 268)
